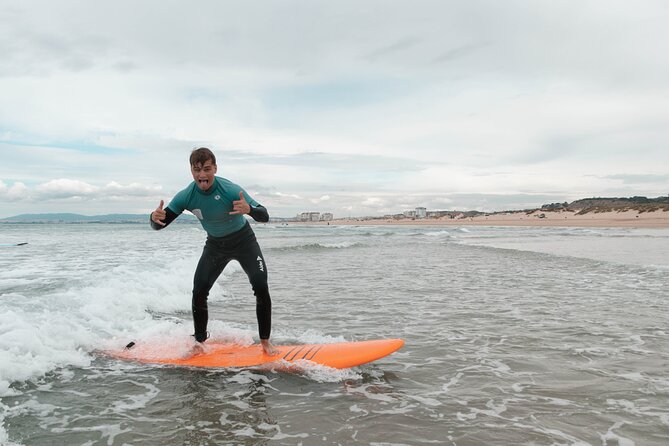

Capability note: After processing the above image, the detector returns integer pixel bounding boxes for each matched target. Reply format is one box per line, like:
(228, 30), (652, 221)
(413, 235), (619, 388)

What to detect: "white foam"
(343, 382), (396, 403)
(280, 359), (363, 382)
(424, 230), (451, 237)
(321, 241), (360, 248)
(0, 403), (22, 446)
(50, 424), (131, 445)
(226, 370), (273, 385)
(600, 422), (636, 446)
(110, 381), (160, 412)
(606, 399), (669, 426)
(441, 372), (463, 393)
(270, 429), (309, 441)
(232, 427), (257, 437)
(619, 372), (645, 382)
(0, 245), (207, 395)
(275, 241), (363, 251)
(407, 394), (441, 407)
(272, 328), (347, 345)
(372, 404), (417, 415)
(512, 422), (592, 446)
(102, 322), (256, 361)
(0, 307), (92, 395)
(3, 398), (59, 436)
(349, 404), (368, 414)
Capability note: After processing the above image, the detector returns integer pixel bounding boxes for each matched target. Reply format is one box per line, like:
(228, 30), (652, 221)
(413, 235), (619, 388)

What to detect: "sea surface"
(0, 222), (668, 445)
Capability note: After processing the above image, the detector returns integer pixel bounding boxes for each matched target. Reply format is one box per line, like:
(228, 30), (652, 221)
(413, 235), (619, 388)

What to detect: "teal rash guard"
(154, 177), (269, 236)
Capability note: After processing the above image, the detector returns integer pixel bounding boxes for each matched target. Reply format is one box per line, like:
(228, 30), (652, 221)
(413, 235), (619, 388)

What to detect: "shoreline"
(288, 209), (669, 229)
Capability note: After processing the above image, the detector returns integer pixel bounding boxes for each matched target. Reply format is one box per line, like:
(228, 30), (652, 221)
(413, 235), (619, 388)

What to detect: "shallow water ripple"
(1, 224), (668, 445)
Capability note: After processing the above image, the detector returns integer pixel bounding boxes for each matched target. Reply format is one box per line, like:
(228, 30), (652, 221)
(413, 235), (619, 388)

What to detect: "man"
(150, 147), (278, 356)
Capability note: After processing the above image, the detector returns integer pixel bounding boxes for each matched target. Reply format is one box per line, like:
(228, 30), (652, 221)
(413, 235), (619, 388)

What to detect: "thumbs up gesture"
(151, 200), (166, 226)
(230, 191), (251, 215)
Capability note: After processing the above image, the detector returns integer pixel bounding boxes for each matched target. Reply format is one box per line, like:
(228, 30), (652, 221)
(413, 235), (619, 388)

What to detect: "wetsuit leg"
(192, 244), (230, 342)
(235, 238), (272, 340)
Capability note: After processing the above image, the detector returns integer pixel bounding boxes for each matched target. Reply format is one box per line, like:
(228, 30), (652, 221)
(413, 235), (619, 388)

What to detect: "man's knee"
(252, 283), (270, 303)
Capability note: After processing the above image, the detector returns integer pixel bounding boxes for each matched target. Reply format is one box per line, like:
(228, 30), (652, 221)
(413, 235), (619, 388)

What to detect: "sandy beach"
(297, 209), (669, 228)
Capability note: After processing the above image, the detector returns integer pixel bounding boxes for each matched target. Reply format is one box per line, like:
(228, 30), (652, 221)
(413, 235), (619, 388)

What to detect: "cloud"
(361, 197), (387, 208)
(364, 36), (422, 62)
(432, 42), (489, 64)
(1, 179), (163, 202)
(310, 195), (331, 204)
(602, 174), (669, 185)
(35, 179), (99, 198)
(105, 181), (163, 196)
(0, 1), (668, 218)
(0, 24), (109, 77)
(0, 180), (28, 201)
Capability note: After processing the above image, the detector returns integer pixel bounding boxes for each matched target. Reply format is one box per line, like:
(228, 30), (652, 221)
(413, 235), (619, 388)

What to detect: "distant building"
(416, 207), (427, 219)
(298, 212), (321, 222)
(320, 213), (333, 221)
(403, 210), (417, 218)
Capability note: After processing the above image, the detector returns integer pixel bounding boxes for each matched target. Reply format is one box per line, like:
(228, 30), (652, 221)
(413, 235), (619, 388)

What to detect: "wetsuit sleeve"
(149, 207), (179, 230)
(248, 204), (269, 223)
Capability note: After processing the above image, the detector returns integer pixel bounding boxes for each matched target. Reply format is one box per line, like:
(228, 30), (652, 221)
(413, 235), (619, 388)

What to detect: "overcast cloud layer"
(1, 0), (668, 218)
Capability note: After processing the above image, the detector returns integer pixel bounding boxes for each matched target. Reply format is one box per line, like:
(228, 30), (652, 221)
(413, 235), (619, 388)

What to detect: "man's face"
(191, 159), (217, 191)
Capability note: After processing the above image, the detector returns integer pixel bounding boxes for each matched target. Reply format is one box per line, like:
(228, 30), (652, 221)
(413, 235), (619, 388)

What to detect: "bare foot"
(185, 342), (207, 357)
(261, 339), (279, 356)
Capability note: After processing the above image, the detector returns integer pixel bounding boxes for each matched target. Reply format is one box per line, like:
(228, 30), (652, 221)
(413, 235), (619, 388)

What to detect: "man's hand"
(151, 200), (166, 226)
(230, 191), (251, 215)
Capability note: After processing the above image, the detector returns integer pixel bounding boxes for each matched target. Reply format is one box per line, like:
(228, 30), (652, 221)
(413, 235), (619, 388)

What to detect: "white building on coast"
(416, 207), (427, 219)
(298, 212), (321, 222)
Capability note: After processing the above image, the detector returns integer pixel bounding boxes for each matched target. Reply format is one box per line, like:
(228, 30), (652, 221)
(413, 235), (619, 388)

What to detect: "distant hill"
(569, 196), (669, 208)
(0, 213), (198, 224)
(541, 196), (669, 213)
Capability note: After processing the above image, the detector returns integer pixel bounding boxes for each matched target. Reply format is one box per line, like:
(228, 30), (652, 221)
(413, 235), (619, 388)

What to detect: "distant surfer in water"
(150, 147), (279, 356)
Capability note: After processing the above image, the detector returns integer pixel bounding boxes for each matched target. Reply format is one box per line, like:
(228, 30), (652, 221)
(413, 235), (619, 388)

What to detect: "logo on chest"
(191, 209), (203, 220)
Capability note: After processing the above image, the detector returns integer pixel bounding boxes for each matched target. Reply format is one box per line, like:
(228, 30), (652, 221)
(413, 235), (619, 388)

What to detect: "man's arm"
(230, 191), (269, 222)
(248, 204), (269, 223)
(150, 200), (179, 230)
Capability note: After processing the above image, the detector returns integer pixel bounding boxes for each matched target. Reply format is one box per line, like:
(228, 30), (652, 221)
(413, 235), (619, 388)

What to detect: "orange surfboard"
(108, 338), (404, 369)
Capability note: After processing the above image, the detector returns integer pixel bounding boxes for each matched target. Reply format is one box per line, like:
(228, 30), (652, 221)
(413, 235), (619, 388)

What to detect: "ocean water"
(0, 222), (668, 445)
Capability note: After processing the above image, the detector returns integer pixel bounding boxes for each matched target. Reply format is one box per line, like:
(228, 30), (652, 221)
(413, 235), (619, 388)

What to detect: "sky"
(1, 0), (668, 219)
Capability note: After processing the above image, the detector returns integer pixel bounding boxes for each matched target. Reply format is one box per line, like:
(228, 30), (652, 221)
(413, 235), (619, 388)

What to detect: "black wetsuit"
(150, 177), (271, 342)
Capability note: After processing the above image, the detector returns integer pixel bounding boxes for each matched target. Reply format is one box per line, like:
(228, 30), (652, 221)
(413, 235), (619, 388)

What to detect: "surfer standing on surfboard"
(149, 147), (279, 356)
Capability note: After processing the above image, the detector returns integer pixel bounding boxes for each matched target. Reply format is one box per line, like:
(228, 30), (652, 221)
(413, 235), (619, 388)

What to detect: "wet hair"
(190, 147), (216, 167)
